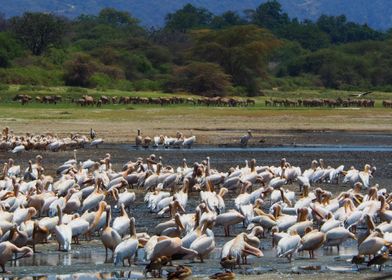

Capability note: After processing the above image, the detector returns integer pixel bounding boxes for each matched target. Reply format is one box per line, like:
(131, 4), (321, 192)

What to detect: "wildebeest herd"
(12, 94), (256, 107)
(11, 93), (392, 109)
(265, 98), (378, 108)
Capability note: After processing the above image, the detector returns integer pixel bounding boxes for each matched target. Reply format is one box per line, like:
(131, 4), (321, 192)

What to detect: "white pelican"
(216, 210), (244, 237)
(90, 138), (104, 148)
(0, 241), (33, 273)
(53, 205), (72, 251)
(276, 230), (301, 262)
(101, 205), (121, 261)
(324, 227), (356, 251)
(112, 204), (130, 237)
(114, 217), (139, 266)
(298, 227), (325, 258)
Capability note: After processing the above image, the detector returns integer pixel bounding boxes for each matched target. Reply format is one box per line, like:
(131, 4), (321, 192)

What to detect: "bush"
(115, 79), (135, 91)
(0, 84), (9, 91)
(18, 85), (47, 91)
(165, 62), (232, 96)
(89, 73), (112, 88)
(64, 53), (97, 87)
(0, 66), (63, 85)
(66, 87), (88, 93)
(133, 79), (161, 91)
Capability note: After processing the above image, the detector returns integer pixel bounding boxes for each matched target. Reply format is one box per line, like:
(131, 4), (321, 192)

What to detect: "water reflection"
(0, 271), (145, 280)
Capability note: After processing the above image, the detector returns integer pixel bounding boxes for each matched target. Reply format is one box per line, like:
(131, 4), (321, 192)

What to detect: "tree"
(249, 0), (290, 31)
(210, 11), (245, 29)
(166, 62), (232, 96)
(0, 13), (6, 32)
(98, 8), (139, 27)
(317, 15), (385, 44)
(191, 25), (280, 95)
(279, 20), (330, 51)
(165, 4), (213, 32)
(64, 53), (96, 87)
(0, 32), (23, 67)
(10, 12), (66, 55)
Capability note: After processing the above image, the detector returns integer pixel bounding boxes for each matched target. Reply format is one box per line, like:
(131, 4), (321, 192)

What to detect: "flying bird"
(349, 91), (372, 98)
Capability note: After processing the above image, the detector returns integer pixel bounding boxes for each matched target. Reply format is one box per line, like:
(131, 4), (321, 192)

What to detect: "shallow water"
(125, 144), (392, 152)
(1, 145), (392, 279)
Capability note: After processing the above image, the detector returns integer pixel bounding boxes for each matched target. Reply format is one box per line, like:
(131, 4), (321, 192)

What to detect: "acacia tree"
(165, 4), (213, 32)
(64, 53), (96, 87)
(10, 12), (66, 55)
(191, 25), (280, 95)
(166, 62), (232, 96)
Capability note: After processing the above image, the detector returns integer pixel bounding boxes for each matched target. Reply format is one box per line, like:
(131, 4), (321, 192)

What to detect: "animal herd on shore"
(12, 94), (255, 107)
(10, 93), (392, 108)
(0, 146), (391, 278)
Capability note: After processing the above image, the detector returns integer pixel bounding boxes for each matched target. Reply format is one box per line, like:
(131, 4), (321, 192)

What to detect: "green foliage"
(248, 0), (290, 31)
(0, 32), (23, 67)
(0, 66), (63, 85)
(89, 73), (112, 89)
(0, 5), (391, 93)
(66, 87), (88, 93)
(191, 25), (280, 96)
(10, 12), (66, 55)
(279, 41), (392, 89)
(98, 8), (139, 27)
(165, 4), (213, 32)
(64, 53), (97, 87)
(0, 84), (9, 91)
(165, 62), (232, 96)
(317, 15), (385, 44)
(210, 11), (245, 29)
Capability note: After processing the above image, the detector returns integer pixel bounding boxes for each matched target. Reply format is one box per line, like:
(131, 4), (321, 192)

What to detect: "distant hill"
(1, 0), (392, 30)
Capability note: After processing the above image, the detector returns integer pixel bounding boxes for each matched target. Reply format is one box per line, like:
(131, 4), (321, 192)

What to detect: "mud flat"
(0, 144), (391, 279)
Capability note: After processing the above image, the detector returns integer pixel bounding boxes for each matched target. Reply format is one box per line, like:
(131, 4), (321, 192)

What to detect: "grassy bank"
(1, 85), (391, 144)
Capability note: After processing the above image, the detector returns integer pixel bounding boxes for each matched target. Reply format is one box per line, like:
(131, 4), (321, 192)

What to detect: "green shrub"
(0, 84), (9, 91)
(115, 79), (135, 91)
(0, 67), (63, 86)
(66, 87), (88, 93)
(133, 79), (162, 91)
(89, 73), (112, 89)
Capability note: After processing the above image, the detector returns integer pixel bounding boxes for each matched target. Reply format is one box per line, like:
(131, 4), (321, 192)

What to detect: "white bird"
(53, 205), (72, 251)
(113, 217), (139, 266)
(276, 230), (301, 262)
(90, 138), (103, 148)
(183, 136), (196, 148)
(11, 145), (25, 154)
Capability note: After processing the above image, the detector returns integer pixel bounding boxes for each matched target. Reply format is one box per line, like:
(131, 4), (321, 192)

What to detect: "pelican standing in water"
(114, 217), (139, 266)
(0, 241), (33, 273)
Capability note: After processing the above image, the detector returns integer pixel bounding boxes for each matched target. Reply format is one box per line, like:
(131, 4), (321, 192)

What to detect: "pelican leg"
(128, 257), (131, 266)
(105, 247), (108, 262)
(0, 264), (9, 273)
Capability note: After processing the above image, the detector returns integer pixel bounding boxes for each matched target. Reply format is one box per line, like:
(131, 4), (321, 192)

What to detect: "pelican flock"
(0, 149), (391, 277)
(0, 127), (99, 152)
